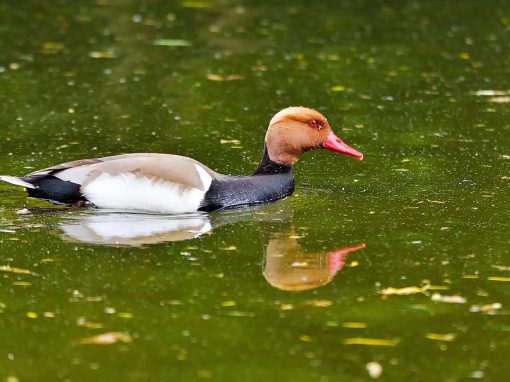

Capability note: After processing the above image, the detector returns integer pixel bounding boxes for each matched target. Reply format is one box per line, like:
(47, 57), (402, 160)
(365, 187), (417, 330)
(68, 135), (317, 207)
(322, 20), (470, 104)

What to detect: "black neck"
(252, 145), (293, 175)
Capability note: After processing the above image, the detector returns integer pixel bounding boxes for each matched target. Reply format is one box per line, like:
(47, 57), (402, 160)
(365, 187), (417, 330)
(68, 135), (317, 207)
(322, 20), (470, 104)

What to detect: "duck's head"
(265, 106), (364, 165)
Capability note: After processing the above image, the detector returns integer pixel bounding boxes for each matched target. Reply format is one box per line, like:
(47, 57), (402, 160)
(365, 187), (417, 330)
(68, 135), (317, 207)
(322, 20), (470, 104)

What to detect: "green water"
(1, 0), (509, 380)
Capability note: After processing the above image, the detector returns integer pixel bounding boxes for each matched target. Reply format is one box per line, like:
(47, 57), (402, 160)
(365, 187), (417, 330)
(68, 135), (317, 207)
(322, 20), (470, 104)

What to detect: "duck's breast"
(199, 173), (294, 211)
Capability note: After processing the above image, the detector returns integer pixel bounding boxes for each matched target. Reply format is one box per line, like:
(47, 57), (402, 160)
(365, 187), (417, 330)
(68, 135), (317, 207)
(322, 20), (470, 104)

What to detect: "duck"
(0, 106), (363, 214)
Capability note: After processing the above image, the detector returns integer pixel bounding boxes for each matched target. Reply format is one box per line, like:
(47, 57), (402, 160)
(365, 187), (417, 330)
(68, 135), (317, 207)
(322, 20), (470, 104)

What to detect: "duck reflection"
(60, 213), (212, 246)
(59, 205), (292, 246)
(262, 229), (365, 291)
(59, 207), (365, 291)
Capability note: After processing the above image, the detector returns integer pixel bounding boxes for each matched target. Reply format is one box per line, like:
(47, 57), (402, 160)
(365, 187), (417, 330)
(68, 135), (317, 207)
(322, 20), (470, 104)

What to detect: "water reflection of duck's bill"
(60, 213), (211, 246)
(263, 232), (365, 291)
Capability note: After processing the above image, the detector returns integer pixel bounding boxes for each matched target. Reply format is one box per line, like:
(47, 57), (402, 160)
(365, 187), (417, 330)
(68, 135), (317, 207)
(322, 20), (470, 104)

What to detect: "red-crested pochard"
(0, 107), (363, 213)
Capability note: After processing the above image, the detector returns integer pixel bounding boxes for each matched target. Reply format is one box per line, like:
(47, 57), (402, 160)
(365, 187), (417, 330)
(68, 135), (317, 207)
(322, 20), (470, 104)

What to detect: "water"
(1, 0), (509, 380)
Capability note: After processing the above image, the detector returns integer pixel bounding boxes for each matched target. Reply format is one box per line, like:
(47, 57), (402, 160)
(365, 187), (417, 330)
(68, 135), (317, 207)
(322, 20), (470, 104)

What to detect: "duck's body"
(0, 107), (363, 213)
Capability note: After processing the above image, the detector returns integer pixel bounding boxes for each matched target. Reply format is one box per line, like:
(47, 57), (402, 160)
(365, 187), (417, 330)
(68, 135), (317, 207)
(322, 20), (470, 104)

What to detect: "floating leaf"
(26, 312), (38, 319)
(488, 96), (510, 103)
(343, 338), (399, 346)
(0, 265), (35, 275)
(12, 281), (31, 286)
(342, 322), (367, 329)
(207, 74), (245, 81)
(492, 265), (510, 271)
(380, 284), (429, 296)
(331, 85), (347, 92)
(153, 39), (192, 47)
(425, 333), (456, 342)
(220, 246), (237, 251)
(470, 90), (510, 96)
(431, 293), (466, 304)
(220, 139), (241, 145)
(488, 276), (510, 282)
(41, 42), (63, 54)
(79, 332), (132, 345)
(89, 50), (117, 59)
(470, 303), (502, 314)
(305, 299), (333, 308)
(77, 317), (104, 329)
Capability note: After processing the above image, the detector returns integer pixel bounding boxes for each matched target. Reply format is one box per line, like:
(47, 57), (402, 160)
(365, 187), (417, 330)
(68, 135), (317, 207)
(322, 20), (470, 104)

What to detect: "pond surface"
(1, 0), (509, 381)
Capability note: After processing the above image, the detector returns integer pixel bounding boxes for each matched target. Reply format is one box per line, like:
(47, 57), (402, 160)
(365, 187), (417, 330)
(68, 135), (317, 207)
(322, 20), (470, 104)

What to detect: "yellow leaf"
(221, 300), (236, 307)
(431, 293), (466, 304)
(26, 312), (38, 319)
(79, 332), (132, 345)
(425, 333), (456, 342)
(492, 264), (510, 271)
(380, 284), (429, 295)
(488, 276), (510, 282)
(342, 322), (367, 329)
(220, 139), (241, 145)
(89, 51), (117, 59)
(0, 265), (35, 275)
(299, 335), (313, 342)
(488, 96), (510, 103)
(153, 39), (192, 47)
(41, 41), (64, 54)
(331, 85), (346, 92)
(305, 299), (332, 308)
(343, 338), (399, 346)
(13, 281), (31, 286)
(207, 74), (245, 81)
(470, 302), (502, 313)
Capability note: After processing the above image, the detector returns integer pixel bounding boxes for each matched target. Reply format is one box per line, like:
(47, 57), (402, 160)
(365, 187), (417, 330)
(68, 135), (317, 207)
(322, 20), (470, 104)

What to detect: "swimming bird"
(0, 107), (363, 213)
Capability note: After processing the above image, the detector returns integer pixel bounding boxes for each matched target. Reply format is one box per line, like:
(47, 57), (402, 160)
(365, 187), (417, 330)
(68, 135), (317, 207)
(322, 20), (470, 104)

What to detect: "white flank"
(82, 172), (212, 214)
(0, 175), (35, 189)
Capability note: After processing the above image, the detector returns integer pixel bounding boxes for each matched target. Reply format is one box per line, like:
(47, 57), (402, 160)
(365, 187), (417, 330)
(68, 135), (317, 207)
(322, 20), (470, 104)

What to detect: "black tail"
(26, 176), (83, 204)
(1, 174), (83, 205)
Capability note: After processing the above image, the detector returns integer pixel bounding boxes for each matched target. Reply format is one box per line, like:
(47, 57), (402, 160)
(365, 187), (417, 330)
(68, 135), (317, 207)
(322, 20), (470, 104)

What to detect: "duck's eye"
(308, 119), (321, 129)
